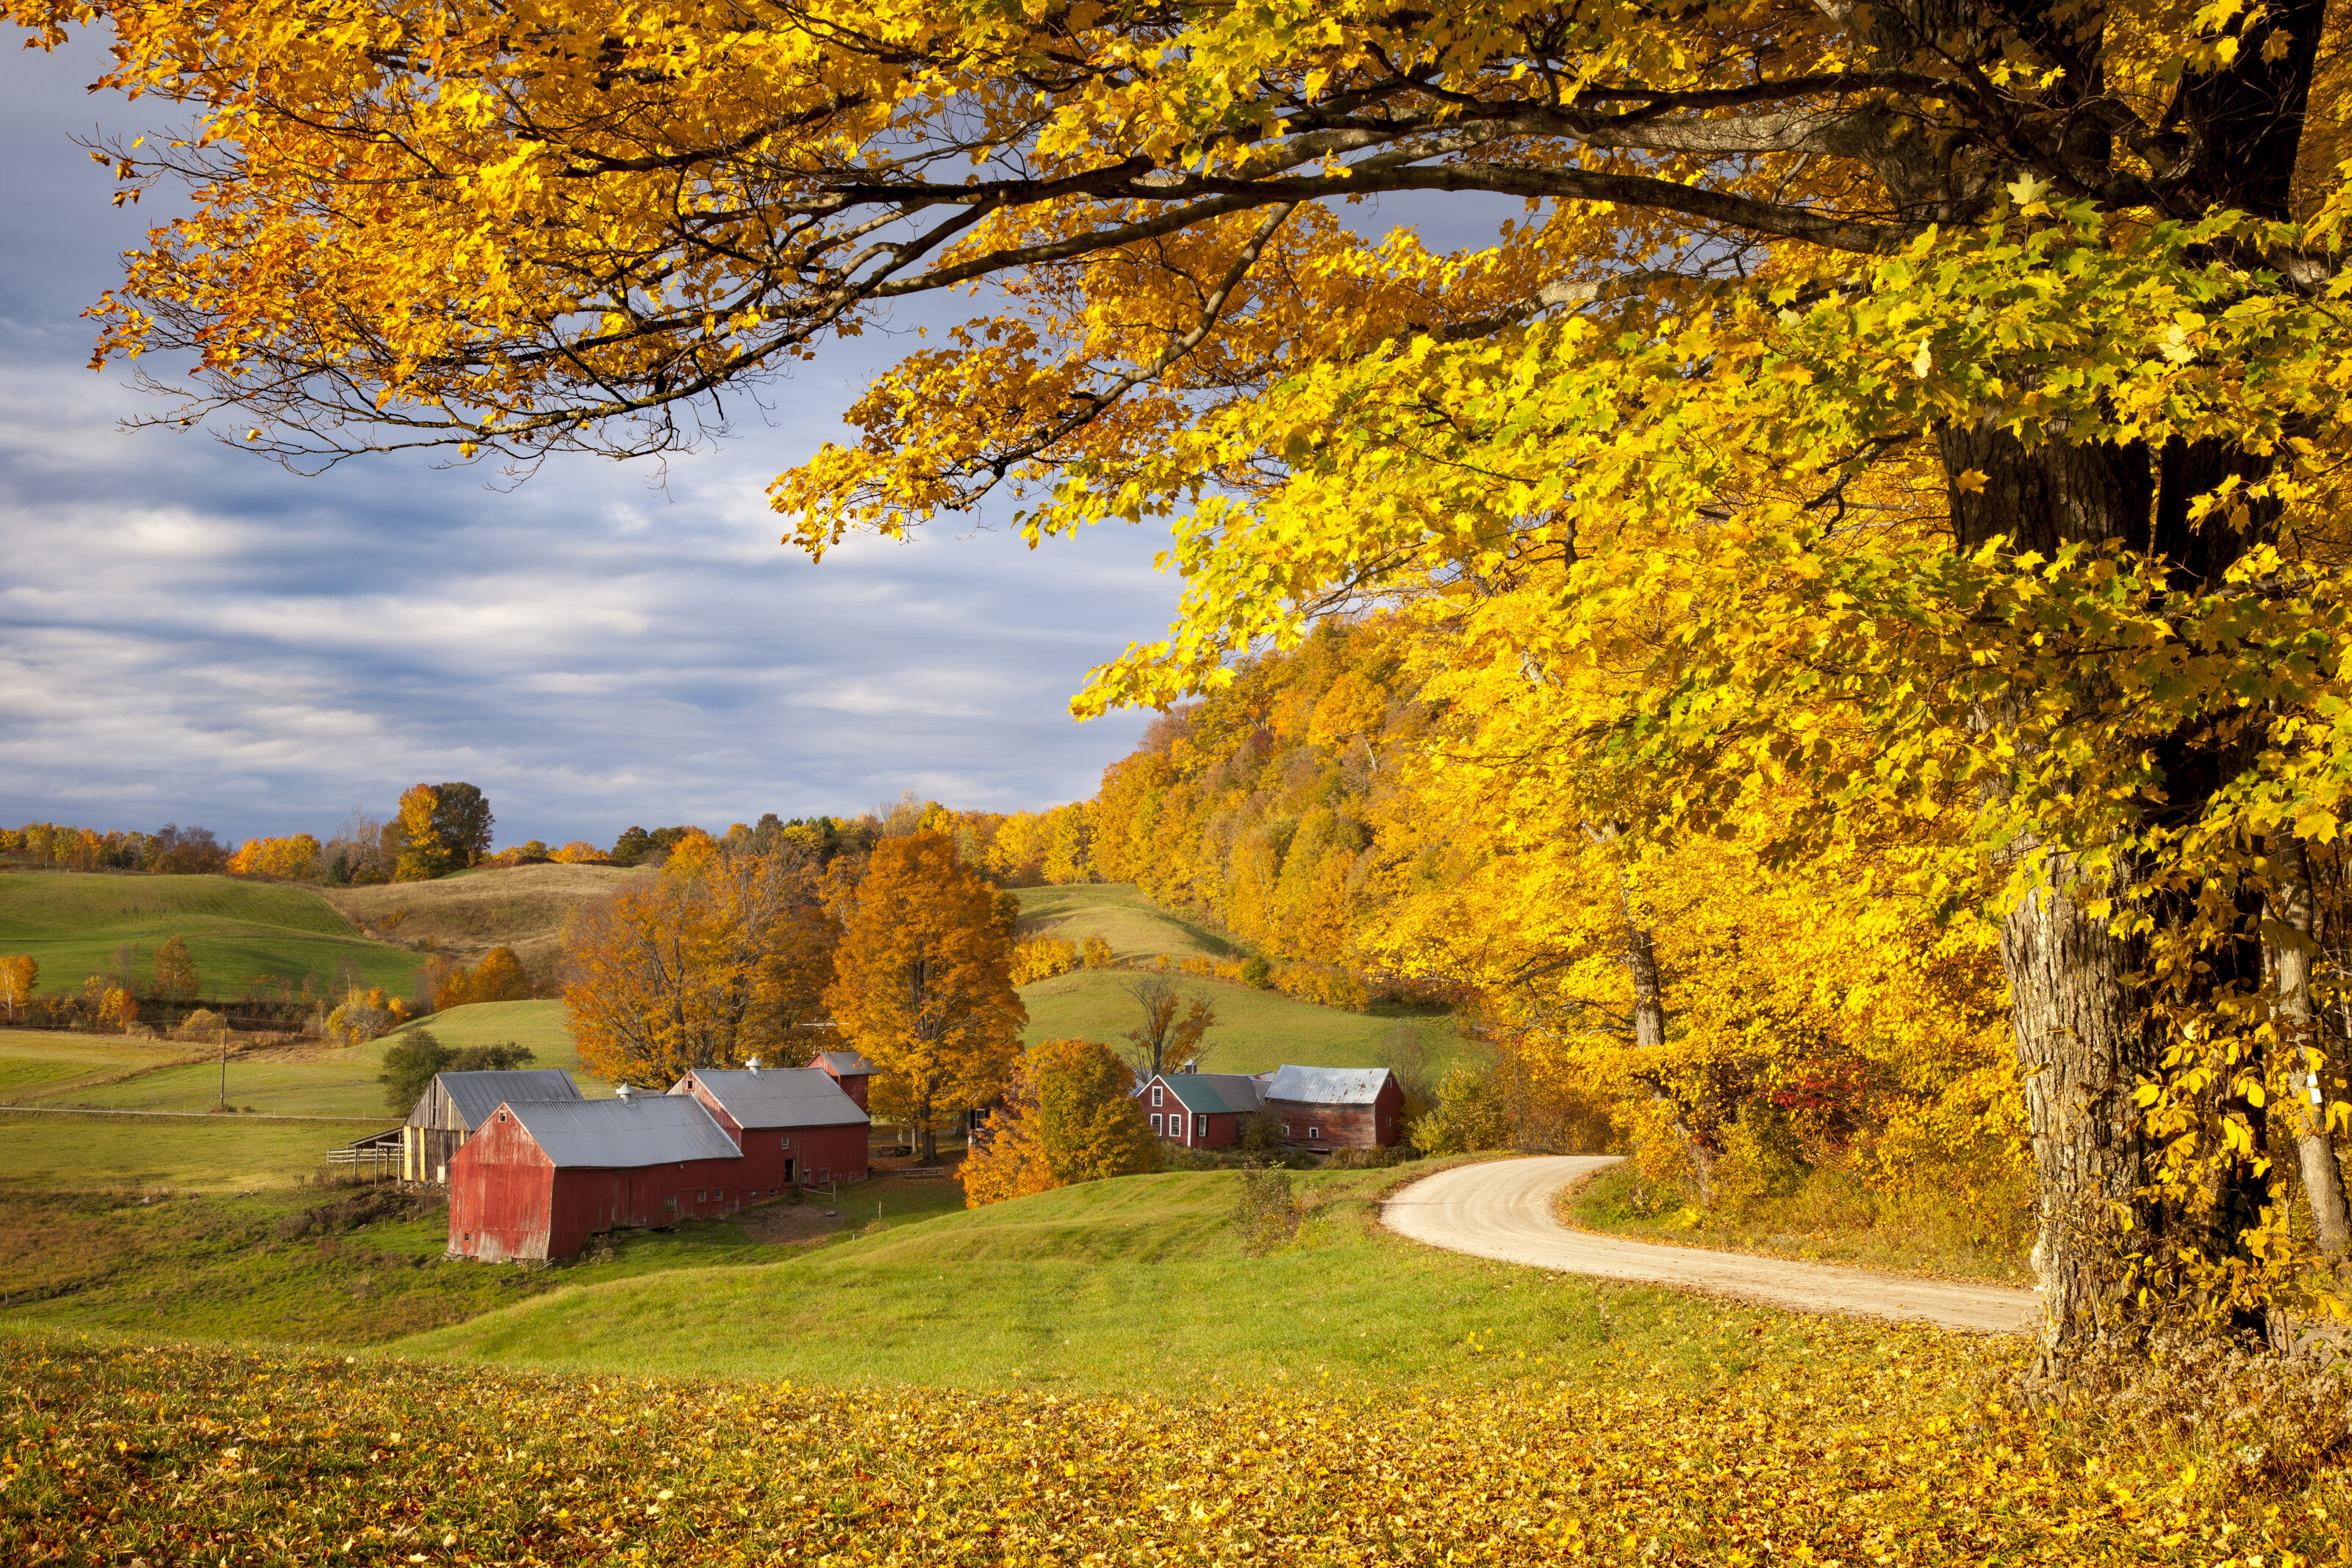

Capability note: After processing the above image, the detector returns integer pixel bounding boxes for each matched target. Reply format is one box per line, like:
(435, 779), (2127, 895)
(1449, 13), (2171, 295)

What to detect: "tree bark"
(1618, 882), (1710, 1203)
(2267, 833), (2352, 1257)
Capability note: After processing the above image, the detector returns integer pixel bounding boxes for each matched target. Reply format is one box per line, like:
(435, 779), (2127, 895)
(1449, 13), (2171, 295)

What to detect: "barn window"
(1151, 1086), (1164, 1107)
(665, 1196), (677, 1212)
(714, 1189), (724, 1201)
(1194, 1115), (1208, 1138)
(1308, 1127), (1321, 1140)
(1150, 1114), (1163, 1134)
(698, 1190), (707, 1202)
(780, 1135), (792, 1150)
(497, 1110), (508, 1123)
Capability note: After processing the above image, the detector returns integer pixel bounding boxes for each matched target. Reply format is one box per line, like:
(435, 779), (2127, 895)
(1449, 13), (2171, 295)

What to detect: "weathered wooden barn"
(447, 1093), (748, 1262)
(1258, 1065), (1404, 1151)
(1142, 1072), (1266, 1149)
(403, 1068), (582, 1183)
(447, 1064), (870, 1262)
(671, 1065), (870, 1190)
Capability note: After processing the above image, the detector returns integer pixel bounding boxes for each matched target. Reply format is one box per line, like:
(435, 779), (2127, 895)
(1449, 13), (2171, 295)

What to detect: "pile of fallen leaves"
(3, 1330), (2345, 1565)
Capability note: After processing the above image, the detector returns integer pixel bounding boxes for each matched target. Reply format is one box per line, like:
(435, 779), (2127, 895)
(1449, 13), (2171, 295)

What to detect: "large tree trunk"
(2267, 833), (2352, 1257)
(1618, 882), (1712, 1202)
(1943, 425), (2161, 1351)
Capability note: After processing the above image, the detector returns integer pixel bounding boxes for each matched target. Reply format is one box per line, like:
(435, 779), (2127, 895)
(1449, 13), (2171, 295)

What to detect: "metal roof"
(503, 1096), (743, 1168)
(673, 1067), (870, 1129)
(1261, 1065), (1396, 1107)
(814, 1049), (878, 1077)
(1158, 1073), (1266, 1115)
(417, 1069), (583, 1131)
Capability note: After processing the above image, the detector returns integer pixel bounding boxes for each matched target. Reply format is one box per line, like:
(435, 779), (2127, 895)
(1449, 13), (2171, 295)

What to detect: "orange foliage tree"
(825, 831), (1025, 1164)
(964, 1037), (1158, 1206)
(429, 946), (532, 1012)
(564, 844), (836, 1087)
(227, 834), (320, 880)
(1, 955), (37, 1021)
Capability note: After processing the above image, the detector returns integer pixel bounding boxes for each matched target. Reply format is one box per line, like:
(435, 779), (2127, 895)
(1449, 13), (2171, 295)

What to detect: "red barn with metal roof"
(1141, 1072), (1265, 1149)
(448, 1094), (747, 1262)
(671, 1065), (870, 1190)
(811, 1049), (877, 1112)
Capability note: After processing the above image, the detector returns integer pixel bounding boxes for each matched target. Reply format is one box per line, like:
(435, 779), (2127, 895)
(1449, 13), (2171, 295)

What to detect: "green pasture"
(0, 1109), (393, 1193)
(1019, 967), (1465, 1075)
(0, 1032), (198, 1105)
(1013, 882), (1242, 960)
(373, 999), (593, 1079)
(1011, 883), (1466, 1075)
(400, 1162), (1738, 1394)
(0, 871), (424, 998)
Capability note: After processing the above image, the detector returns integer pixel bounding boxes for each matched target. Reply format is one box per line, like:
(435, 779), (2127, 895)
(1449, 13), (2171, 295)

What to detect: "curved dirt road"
(1383, 1155), (2037, 1334)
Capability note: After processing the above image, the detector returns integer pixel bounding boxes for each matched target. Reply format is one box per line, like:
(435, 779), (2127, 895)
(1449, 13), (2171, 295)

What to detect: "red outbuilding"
(1141, 1072), (1266, 1149)
(448, 1064), (870, 1263)
(811, 1049), (878, 1112)
(671, 1065), (870, 1190)
(448, 1094), (747, 1263)
(1259, 1065), (1405, 1151)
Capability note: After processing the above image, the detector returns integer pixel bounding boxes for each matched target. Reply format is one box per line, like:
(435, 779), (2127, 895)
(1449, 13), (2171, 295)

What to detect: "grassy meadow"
(0, 1110), (394, 1192)
(0, 870), (423, 997)
(1012, 883), (1467, 1075)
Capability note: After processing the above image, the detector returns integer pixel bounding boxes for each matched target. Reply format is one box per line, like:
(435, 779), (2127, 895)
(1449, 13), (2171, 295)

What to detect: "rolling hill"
(319, 862), (653, 993)
(1011, 882), (1466, 1076)
(0, 871), (424, 998)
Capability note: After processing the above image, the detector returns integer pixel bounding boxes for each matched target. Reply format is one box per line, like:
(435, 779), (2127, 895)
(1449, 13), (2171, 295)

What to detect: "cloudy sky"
(0, 36), (1182, 849)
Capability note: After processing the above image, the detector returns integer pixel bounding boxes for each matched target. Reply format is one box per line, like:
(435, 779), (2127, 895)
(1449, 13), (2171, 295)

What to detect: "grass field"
(401, 1162), (1721, 1392)
(2, 999), (598, 1118)
(0, 1109), (395, 1192)
(1011, 884), (1468, 1075)
(320, 862), (651, 991)
(0, 870), (423, 997)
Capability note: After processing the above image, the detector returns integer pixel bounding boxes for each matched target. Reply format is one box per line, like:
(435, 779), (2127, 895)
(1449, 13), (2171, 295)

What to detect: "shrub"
(1410, 1068), (1513, 1155)
(174, 1007), (228, 1042)
(1239, 955), (1272, 988)
(1008, 936), (1081, 985)
(1232, 1165), (1305, 1255)
(379, 1029), (538, 1112)
(1322, 1145), (1418, 1170)
(1080, 935), (1114, 969)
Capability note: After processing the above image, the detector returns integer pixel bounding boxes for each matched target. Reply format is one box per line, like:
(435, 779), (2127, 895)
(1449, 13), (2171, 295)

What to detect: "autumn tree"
(395, 784), (493, 882)
(429, 946), (531, 1012)
(825, 830), (1025, 1165)
(1122, 974), (1215, 1079)
(964, 1037), (1158, 1206)
(150, 937), (198, 1004)
(227, 834), (320, 880)
(0, 955), (35, 1021)
(26, 0), (2352, 1350)
(564, 842), (837, 1087)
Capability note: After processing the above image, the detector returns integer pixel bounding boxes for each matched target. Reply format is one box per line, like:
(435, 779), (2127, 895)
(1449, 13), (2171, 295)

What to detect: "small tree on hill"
(1122, 973), (1214, 1078)
(1410, 1068), (1513, 1157)
(150, 937), (198, 1004)
(825, 830), (1024, 1165)
(0, 955), (36, 1021)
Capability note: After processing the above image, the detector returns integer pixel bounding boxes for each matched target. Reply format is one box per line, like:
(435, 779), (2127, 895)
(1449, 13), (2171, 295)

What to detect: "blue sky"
(0, 37), (1178, 849)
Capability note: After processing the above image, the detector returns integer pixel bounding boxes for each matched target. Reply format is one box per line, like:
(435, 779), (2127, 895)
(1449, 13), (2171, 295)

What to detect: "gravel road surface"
(1382, 1154), (2037, 1334)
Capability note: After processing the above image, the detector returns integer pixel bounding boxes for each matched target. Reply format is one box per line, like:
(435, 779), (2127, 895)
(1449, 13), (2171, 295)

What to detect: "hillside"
(0, 871), (423, 997)
(319, 862), (653, 993)
(1011, 882), (1466, 1076)
(400, 1163), (1618, 1392)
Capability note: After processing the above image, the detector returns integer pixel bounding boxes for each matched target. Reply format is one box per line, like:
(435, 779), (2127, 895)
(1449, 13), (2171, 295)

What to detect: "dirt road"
(1382, 1155), (2037, 1334)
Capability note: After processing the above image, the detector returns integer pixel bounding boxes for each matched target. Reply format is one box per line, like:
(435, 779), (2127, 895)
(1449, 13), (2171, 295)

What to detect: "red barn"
(811, 1049), (877, 1112)
(1260, 1065), (1405, 1151)
(671, 1065), (870, 1189)
(448, 1095), (747, 1262)
(1142, 1073), (1265, 1149)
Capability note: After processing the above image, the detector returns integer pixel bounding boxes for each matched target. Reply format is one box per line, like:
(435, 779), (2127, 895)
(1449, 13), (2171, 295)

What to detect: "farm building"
(447, 1093), (747, 1262)
(1259, 1065), (1405, 1151)
(1141, 1073), (1266, 1149)
(671, 1065), (870, 1190)
(447, 1063), (870, 1262)
(402, 1068), (582, 1183)
(811, 1049), (877, 1112)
